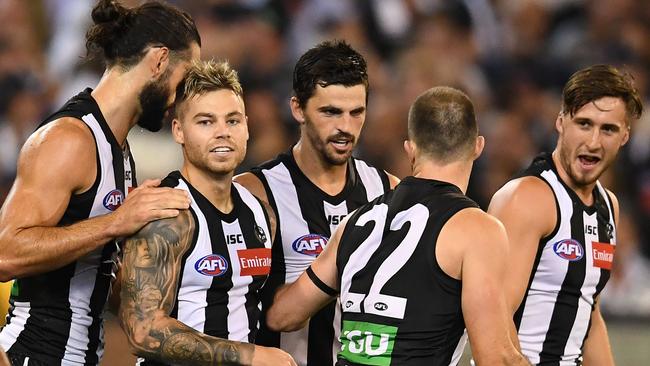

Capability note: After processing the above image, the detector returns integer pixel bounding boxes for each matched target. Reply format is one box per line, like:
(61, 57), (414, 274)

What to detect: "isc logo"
(194, 254), (228, 276)
(553, 239), (584, 261)
(102, 189), (124, 211)
(292, 234), (328, 257)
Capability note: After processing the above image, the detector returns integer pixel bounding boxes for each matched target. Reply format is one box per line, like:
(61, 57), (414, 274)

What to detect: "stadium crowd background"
(0, 0), (648, 364)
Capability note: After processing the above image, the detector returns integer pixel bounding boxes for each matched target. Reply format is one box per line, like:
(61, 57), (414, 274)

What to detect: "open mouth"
(578, 154), (601, 167)
(329, 139), (352, 150)
(210, 146), (234, 153)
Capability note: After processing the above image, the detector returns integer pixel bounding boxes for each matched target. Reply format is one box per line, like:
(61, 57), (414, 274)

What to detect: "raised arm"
(0, 119), (191, 281)
(265, 216), (345, 332)
(119, 210), (294, 366)
(234, 172), (269, 204)
(438, 208), (530, 366)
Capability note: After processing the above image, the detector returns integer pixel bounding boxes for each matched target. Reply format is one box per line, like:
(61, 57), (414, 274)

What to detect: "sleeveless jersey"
(336, 177), (477, 366)
(252, 151), (390, 365)
(514, 153), (616, 365)
(138, 171), (272, 366)
(0, 88), (136, 365)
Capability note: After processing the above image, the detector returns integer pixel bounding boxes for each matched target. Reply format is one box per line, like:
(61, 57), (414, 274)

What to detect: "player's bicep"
(120, 211), (195, 319)
(461, 218), (513, 362)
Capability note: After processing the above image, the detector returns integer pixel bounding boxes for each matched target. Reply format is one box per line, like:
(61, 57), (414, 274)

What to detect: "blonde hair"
(176, 59), (243, 107)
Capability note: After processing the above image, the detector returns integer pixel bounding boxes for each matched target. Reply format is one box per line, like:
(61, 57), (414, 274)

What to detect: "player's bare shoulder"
(233, 172), (268, 203)
(17, 117), (97, 191)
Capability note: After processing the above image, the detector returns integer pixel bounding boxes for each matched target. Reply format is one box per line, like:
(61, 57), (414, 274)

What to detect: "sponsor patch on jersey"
(292, 234), (329, 257)
(238, 248), (272, 276)
(102, 189), (124, 211)
(340, 320), (397, 366)
(553, 239), (584, 261)
(592, 242), (615, 270)
(195, 254), (228, 276)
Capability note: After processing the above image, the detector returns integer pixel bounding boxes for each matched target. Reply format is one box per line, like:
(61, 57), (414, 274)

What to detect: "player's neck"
(551, 150), (596, 205)
(412, 159), (471, 194)
(181, 165), (234, 214)
(293, 142), (348, 196)
(92, 68), (146, 146)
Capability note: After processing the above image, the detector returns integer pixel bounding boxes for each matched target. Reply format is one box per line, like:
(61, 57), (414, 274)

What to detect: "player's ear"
(290, 97), (305, 125)
(555, 112), (565, 134)
(172, 117), (184, 144)
(146, 46), (171, 79)
(473, 135), (485, 160)
(404, 140), (415, 163)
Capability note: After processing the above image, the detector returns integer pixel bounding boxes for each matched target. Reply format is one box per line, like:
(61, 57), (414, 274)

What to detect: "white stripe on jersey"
(596, 182), (616, 244)
(233, 183), (271, 250)
(323, 201), (348, 239)
(0, 301), (30, 352)
(262, 163), (311, 284)
(449, 330), (468, 366)
(518, 169), (574, 364)
(176, 179), (210, 333)
(62, 113), (124, 364)
(354, 160), (385, 201)
(223, 219), (254, 341)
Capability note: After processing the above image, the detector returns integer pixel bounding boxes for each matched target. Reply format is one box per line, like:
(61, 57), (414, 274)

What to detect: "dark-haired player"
(489, 65), (643, 365)
(0, 1), (200, 364)
(235, 40), (399, 365)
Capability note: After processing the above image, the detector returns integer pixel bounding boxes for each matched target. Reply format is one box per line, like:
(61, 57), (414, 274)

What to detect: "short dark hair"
(85, 0), (201, 69)
(562, 64), (643, 123)
(408, 86), (477, 162)
(293, 40), (368, 108)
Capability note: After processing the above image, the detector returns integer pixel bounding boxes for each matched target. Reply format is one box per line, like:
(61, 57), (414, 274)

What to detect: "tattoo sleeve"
(119, 210), (255, 365)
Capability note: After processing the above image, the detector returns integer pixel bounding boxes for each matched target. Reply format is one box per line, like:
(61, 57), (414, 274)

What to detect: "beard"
(136, 76), (172, 132)
(304, 116), (356, 166)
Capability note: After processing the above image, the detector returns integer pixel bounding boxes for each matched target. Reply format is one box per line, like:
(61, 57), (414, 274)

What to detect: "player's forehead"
(571, 96), (627, 126)
(307, 83), (367, 109)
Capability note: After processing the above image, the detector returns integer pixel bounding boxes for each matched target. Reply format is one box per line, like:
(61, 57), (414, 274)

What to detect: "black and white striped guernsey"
(335, 177), (476, 366)
(0, 88), (136, 365)
(252, 150), (390, 366)
(514, 153), (616, 365)
(138, 171), (272, 366)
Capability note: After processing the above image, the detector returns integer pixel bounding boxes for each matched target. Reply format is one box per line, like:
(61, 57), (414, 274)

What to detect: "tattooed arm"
(119, 210), (295, 366)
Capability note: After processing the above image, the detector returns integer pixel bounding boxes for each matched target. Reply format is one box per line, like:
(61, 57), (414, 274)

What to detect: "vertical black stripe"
(307, 302), (336, 366)
(254, 169), (286, 348)
(539, 208), (587, 363)
(514, 238), (547, 330)
(238, 201), (265, 343)
(203, 211), (234, 338)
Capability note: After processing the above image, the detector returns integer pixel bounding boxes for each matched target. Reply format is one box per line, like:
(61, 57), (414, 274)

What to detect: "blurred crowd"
(1, 0), (649, 316)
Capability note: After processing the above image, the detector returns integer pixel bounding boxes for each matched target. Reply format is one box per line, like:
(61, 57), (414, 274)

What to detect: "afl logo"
(292, 234), (328, 257)
(553, 239), (584, 261)
(194, 254), (228, 277)
(103, 189), (124, 211)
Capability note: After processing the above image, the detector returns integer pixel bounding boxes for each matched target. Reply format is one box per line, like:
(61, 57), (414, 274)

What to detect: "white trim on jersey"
(0, 301), (30, 352)
(223, 219), (254, 341)
(176, 179), (210, 333)
(354, 160), (385, 201)
(449, 330), (468, 366)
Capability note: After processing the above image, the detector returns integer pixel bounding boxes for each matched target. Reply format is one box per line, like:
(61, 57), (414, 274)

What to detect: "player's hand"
(109, 179), (191, 237)
(251, 345), (297, 366)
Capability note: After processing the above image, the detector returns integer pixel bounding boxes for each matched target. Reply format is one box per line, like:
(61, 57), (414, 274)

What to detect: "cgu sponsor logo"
(103, 189), (124, 211)
(292, 234), (328, 257)
(553, 239), (583, 261)
(195, 254), (228, 276)
(340, 320), (397, 366)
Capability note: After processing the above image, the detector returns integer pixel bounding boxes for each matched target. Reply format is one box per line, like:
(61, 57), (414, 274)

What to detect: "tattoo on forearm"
(120, 210), (254, 365)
